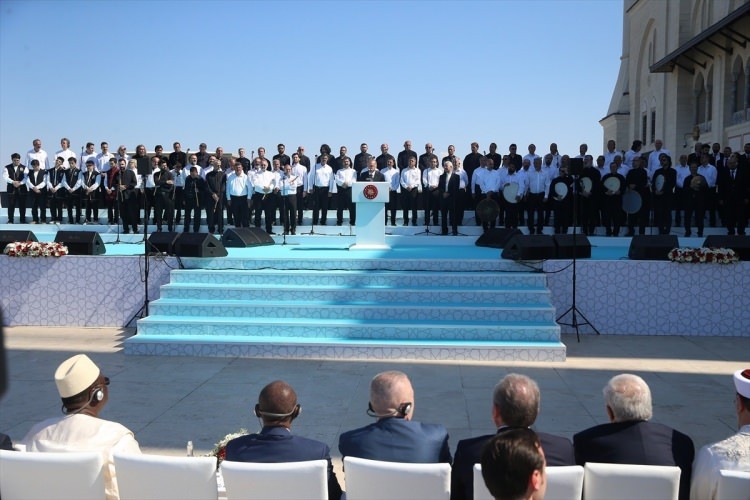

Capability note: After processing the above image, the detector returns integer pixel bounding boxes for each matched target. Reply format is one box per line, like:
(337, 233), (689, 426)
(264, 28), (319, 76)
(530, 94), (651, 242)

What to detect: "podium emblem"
(363, 184), (379, 200)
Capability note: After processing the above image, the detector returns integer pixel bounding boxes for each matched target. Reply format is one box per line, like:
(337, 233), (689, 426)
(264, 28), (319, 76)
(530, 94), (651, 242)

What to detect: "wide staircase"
(125, 264), (565, 361)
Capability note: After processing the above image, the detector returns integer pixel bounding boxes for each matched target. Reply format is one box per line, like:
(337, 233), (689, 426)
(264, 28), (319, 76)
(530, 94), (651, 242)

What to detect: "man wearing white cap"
(21, 354), (140, 500)
(690, 369), (750, 500)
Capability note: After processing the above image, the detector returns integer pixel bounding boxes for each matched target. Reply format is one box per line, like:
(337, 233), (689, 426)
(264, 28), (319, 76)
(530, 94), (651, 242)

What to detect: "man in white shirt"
(523, 144), (541, 167)
(422, 157), (442, 227)
(308, 155), (334, 226)
(54, 138), (76, 168)
(26, 138), (49, 171)
(226, 162), (250, 228)
(335, 157), (357, 226)
(623, 140), (643, 168)
(400, 157), (421, 226)
(525, 158), (550, 234)
(291, 153), (308, 225)
(648, 140), (671, 179)
(603, 140), (623, 173)
(80, 142), (97, 172)
(382, 157), (400, 226)
(251, 161), (277, 233)
(96, 142), (114, 174)
(690, 369), (750, 500)
(22, 354), (141, 500)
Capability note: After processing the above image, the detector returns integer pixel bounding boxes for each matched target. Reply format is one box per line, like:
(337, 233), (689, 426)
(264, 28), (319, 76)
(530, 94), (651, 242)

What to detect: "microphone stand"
(556, 172), (600, 342)
(308, 158), (320, 235)
(127, 173), (151, 326)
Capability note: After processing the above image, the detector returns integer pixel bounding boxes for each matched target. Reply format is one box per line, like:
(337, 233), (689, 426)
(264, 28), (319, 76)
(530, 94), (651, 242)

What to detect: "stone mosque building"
(601, 0), (750, 155)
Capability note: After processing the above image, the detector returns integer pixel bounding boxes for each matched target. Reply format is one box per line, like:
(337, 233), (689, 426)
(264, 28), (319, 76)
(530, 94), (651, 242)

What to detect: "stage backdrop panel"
(545, 260), (750, 336)
(0, 256), (174, 327)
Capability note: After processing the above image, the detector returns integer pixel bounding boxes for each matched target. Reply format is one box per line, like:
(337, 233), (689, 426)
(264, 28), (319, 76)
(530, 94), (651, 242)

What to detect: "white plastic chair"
(716, 469), (750, 500)
(343, 456), (451, 500)
(0, 449), (104, 500)
(583, 462), (681, 500)
(113, 452), (218, 500)
(220, 459), (328, 500)
(473, 464), (584, 500)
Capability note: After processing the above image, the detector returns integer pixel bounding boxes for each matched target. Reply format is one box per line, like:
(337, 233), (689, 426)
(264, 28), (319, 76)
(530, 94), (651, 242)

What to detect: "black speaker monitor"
(475, 228), (522, 249)
(553, 234), (592, 259)
(221, 227), (274, 248)
(54, 231), (106, 255)
(628, 235), (678, 261)
(174, 232), (228, 258)
(0, 230), (38, 250)
(147, 232), (181, 255)
(501, 235), (557, 260)
(703, 235), (750, 261)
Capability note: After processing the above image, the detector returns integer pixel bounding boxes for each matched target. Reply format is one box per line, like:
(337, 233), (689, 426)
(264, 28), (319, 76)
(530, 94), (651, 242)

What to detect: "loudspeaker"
(553, 234), (592, 259)
(147, 232), (181, 255)
(0, 230), (38, 249)
(54, 231), (106, 255)
(475, 228), (522, 248)
(174, 232), (228, 257)
(501, 235), (556, 260)
(221, 227), (274, 248)
(628, 235), (678, 260)
(703, 235), (750, 261)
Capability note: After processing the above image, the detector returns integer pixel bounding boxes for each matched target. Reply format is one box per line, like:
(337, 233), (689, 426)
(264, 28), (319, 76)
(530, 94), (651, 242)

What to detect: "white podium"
(350, 182), (390, 250)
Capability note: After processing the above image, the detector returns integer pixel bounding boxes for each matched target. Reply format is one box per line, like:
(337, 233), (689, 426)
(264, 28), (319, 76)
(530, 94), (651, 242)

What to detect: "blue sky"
(0, 0), (623, 163)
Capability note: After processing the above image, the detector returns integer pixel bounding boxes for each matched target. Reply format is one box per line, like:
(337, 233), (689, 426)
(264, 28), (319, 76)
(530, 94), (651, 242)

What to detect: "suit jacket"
(574, 420), (694, 500)
(717, 167), (749, 205)
(358, 169), (385, 182)
(338, 417), (451, 464)
(439, 172), (460, 197)
(225, 426), (342, 500)
(450, 428), (574, 500)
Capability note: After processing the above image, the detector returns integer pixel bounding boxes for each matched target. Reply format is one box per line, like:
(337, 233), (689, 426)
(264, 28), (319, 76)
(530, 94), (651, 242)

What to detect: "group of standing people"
(6, 138), (749, 238)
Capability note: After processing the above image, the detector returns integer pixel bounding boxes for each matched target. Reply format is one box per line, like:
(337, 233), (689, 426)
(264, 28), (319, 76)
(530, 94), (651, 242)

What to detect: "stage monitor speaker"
(221, 227), (274, 248)
(147, 232), (181, 255)
(174, 232), (228, 258)
(54, 231), (106, 255)
(553, 234), (592, 259)
(628, 235), (678, 261)
(501, 234), (556, 260)
(475, 228), (522, 248)
(0, 230), (38, 250)
(703, 235), (750, 261)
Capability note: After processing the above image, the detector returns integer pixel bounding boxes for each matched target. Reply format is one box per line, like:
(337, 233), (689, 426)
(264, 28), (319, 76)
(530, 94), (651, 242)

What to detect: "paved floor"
(2, 327), (748, 481)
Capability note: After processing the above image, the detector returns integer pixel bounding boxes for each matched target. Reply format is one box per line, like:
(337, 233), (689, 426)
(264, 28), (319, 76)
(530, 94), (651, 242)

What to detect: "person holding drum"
(682, 161), (708, 237)
(601, 162), (626, 237)
(526, 157), (550, 235)
(652, 153), (677, 235)
(500, 162), (526, 229)
(674, 155), (691, 226)
(624, 156), (649, 236)
(549, 164), (574, 234)
(578, 155), (601, 236)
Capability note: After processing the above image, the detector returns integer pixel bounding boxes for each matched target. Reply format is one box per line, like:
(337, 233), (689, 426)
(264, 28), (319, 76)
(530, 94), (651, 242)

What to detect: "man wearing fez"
(225, 380), (342, 500)
(22, 354), (141, 500)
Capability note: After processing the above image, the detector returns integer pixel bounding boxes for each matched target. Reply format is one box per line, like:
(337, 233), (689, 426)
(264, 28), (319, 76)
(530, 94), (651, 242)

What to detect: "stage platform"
(1, 220), (747, 363)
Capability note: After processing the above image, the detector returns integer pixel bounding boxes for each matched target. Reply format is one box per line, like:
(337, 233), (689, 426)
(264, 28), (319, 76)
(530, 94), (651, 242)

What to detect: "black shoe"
(697, 231), (703, 237)
(452, 231), (458, 236)
(336, 221), (343, 226)
(626, 230), (634, 237)
(684, 231), (691, 237)
(7, 220), (13, 224)
(403, 221), (409, 226)
(441, 230), (448, 235)
(321, 220), (327, 225)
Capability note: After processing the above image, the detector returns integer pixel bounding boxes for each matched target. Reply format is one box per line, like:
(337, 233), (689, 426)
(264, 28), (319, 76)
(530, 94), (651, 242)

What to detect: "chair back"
(220, 459), (327, 500)
(343, 456), (450, 500)
(583, 462), (681, 500)
(0, 449), (104, 500)
(716, 469), (750, 500)
(473, 464), (584, 500)
(113, 452), (218, 500)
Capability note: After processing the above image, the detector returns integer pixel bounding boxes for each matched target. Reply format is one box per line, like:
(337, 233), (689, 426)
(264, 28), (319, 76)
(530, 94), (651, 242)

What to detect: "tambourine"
(622, 190), (642, 214)
(580, 177), (593, 194)
(690, 175), (707, 191)
(502, 182), (519, 203)
(554, 182), (568, 199)
(603, 176), (621, 193)
(654, 174), (665, 192)
(476, 198), (500, 223)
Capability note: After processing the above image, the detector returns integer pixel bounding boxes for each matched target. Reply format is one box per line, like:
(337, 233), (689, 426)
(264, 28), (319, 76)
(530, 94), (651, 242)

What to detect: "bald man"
(225, 381), (342, 500)
(338, 370), (451, 463)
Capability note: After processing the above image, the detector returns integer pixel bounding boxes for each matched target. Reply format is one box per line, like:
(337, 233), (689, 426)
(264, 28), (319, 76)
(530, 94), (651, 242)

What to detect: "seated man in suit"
(574, 373), (695, 500)
(21, 354), (141, 500)
(690, 368), (750, 500)
(225, 380), (342, 500)
(451, 373), (574, 500)
(481, 428), (547, 500)
(338, 370), (451, 463)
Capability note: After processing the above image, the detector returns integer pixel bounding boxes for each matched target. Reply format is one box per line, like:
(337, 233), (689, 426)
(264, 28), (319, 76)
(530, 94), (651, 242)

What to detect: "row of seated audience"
(5, 139), (749, 238)
(3, 355), (747, 499)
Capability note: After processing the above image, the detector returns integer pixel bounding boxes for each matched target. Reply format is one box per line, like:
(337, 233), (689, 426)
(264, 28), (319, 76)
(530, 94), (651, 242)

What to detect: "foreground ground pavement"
(2, 327), (748, 483)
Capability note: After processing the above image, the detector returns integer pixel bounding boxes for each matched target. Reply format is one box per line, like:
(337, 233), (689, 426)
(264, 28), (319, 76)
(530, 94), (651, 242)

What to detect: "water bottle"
(186, 440), (194, 457)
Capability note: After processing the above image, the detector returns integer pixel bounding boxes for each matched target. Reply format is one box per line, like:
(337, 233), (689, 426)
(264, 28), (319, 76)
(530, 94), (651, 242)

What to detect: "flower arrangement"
(668, 247), (739, 264)
(206, 428), (249, 467)
(3, 241), (68, 257)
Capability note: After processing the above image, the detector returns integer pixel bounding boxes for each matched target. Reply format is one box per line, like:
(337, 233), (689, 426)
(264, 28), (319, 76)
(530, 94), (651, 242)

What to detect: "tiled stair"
(125, 268), (565, 361)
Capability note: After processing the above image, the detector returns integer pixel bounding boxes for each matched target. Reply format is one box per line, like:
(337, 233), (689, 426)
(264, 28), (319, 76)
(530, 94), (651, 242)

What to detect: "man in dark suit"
(338, 370), (451, 464)
(717, 155), (749, 235)
(439, 161), (461, 235)
(574, 373), (695, 500)
(450, 373), (574, 500)
(358, 159), (385, 182)
(225, 380), (342, 500)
